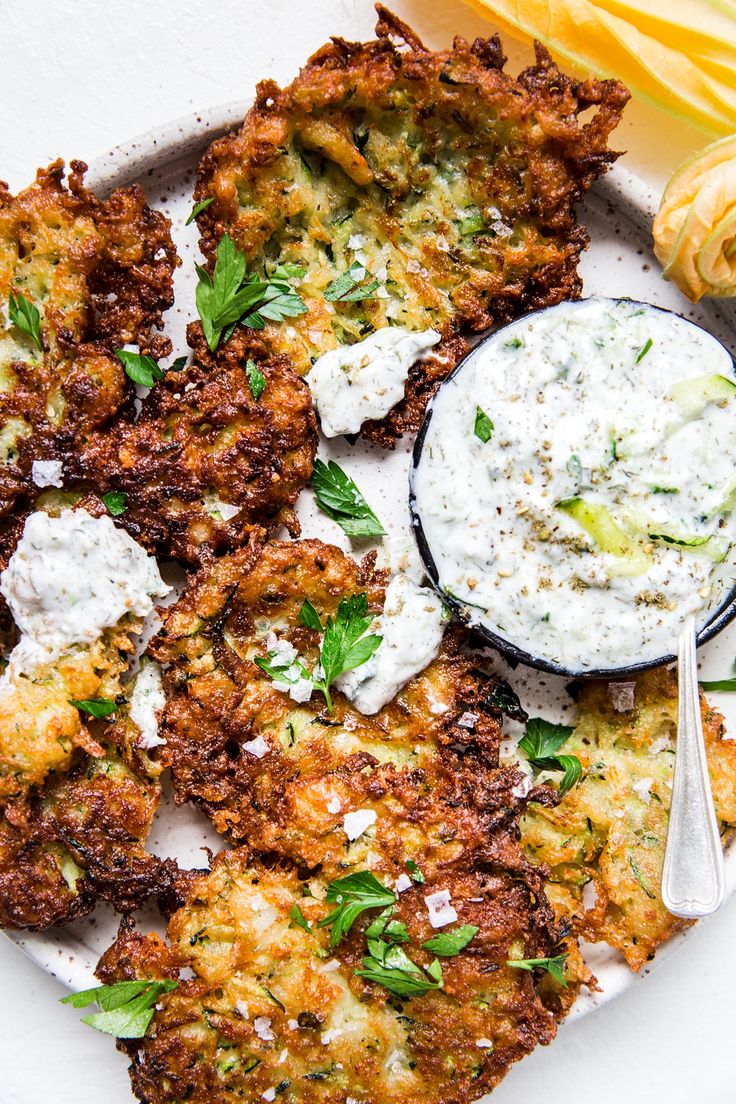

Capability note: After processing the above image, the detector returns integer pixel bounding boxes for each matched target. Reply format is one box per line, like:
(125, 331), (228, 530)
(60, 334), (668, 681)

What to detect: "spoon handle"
(661, 617), (725, 918)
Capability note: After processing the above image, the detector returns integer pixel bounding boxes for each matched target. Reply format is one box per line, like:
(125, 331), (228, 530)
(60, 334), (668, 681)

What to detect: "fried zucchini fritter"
(0, 160), (177, 517)
(194, 6), (628, 443)
(0, 682), (174, 930)
(0, 619), (141, 806)
(71, 325), (318, 564)
(520, 669), (736, 971)
(99, 846), (581, 1104)
(151, 538), (538, 883)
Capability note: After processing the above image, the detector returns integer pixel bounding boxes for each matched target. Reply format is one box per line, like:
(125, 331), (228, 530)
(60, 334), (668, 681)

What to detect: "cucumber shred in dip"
(411, 297), (736, 672)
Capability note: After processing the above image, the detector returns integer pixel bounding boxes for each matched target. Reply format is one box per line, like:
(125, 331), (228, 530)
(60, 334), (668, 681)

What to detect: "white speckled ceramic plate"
(5, 104), (736, 1027)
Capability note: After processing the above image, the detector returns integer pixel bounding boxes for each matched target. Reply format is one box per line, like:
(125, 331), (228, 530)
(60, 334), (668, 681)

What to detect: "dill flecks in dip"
(412, 297), (736, 672)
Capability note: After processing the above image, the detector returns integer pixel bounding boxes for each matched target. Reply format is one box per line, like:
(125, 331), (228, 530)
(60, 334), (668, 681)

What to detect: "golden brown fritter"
(194, 6), (629, 444)
(150, 537), (544, 884)
(69, 324), (318, 564)
(520, 669), (736, 971)
(0, 159), (177, 517)
(0, 617), (143, 806)
(99, 846), (583, 1104)
(0, 688), (175, 930)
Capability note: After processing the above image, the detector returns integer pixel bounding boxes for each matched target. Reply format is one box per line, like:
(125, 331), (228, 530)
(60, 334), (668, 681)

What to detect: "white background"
(0, 2), (734, 1102)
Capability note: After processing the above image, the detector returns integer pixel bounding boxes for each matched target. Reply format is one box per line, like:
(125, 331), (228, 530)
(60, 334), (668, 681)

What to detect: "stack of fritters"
(97, 538), (589, 1103)
(194, 5), (628, 443)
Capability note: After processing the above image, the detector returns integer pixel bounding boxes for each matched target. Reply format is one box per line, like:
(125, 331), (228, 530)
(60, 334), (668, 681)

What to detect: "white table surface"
(0, 1), (733, 1101)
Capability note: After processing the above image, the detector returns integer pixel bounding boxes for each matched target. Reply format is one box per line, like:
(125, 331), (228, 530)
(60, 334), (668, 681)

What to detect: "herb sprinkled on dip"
(412, 297), (736, 672)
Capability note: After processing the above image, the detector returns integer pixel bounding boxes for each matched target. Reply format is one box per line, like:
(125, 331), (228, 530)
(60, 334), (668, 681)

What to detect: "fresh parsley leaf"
(324, 262), (380, 302)
(8, 291), (43, 350)
(635, 338), (653, 364)
(356, 947), (443, 998)
(298, 598), (323, 632)
(245, 359), (267, 399)
(68, 697), (118, 719)
(255, 592), (381, 713)
(507, 954), (568, 988)
(289, 903), (311, 932)
(405, 859), (425, 884)
(115, 349), (166, 389)
(186, 196), (215, 225)
(519, 718), (582, 795)
(102, 491), (128, 517)
(169, 356), (188, 372)
(484, 679), (527, 721)
(318, 871), (396, 948)
(474, 406), (493, 443)
(317, 593), (382, 712)
(60, 979), (178, 1037)
(196, 234), (307, 351)
(421, 925), (478, 957)
(311, 459), (385, 539)
(700, 677), (736, 692)
(365, 907), (409, 945)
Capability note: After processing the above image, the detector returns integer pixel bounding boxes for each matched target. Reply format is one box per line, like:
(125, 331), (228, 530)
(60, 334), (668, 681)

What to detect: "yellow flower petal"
(461, 0), (736, 135)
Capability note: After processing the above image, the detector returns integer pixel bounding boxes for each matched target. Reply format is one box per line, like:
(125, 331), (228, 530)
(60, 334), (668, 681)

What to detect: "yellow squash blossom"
(653, 135), (736, 300)
(461, 0), (736, 136)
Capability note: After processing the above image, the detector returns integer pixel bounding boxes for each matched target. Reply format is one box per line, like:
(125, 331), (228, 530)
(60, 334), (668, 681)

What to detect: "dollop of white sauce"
(0, 509), (170, 673)
(413, 297), (736, 671)
(337, 573), (445, 715)
(31, 459), (64, 488)
(129, 661), (166, 749)
(307, 326), (440, 436)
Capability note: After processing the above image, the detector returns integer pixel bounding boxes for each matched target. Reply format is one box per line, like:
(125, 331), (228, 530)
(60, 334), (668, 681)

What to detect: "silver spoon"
(661, 616), (725, 918)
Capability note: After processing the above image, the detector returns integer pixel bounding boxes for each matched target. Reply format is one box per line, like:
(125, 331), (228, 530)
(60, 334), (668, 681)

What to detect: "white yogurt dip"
(411, 297), (736, 672)
(0, 509), (170, 674)
(307, 326), (440, 436)
(129, 661), (167, 749)
(338, 573), (445, 713)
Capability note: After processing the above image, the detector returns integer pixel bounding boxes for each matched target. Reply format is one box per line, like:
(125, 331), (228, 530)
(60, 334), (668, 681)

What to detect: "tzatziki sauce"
(337, 573), (446, 713)
(129, 661), (167, 749)
(412, 297), (736, 672)
(307, 326), (440, 436)
(0, 509), (170, 673)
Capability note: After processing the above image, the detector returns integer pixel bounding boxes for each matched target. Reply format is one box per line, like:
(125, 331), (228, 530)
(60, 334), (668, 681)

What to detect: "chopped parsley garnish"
(507, 953), (568, 987)
(518, 718), (582, 795)
(474, 406), (493, 443)
(484, 679), (527, 721)
(68, 697), (118, 719)
(422, 925), (478, 957)
(405, 859), (425, 884)
(245, 359), (267, 399)
(365, 907), (410, 946)
(8, 291), (43, 350)
(185, 196), (215, 225)
(102, 491), (128, 517)
(61, 979), (178, 1037)
(311, 459), (385, 538)
(297, 598), (323, 632)
(255, 592), (382, 713)
(635, 338), (653, 363)
(114, 349), (177, 389)
(318, 871), (396, 948)
(356, 945), (443, 999)
(647, 531), (711, 548)
(196, 234), (307, 352)
(324, 261), (380, 303)
(289, 903), (311, 932)
(700, 676), (736, 692)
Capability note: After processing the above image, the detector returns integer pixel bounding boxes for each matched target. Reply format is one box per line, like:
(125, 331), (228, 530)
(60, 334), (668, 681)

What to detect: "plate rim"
(5, 103), (736, 1028)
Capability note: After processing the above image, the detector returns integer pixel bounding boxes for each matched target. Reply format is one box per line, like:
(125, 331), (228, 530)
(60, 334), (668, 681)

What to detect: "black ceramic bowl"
(409, 296), (736, 679)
